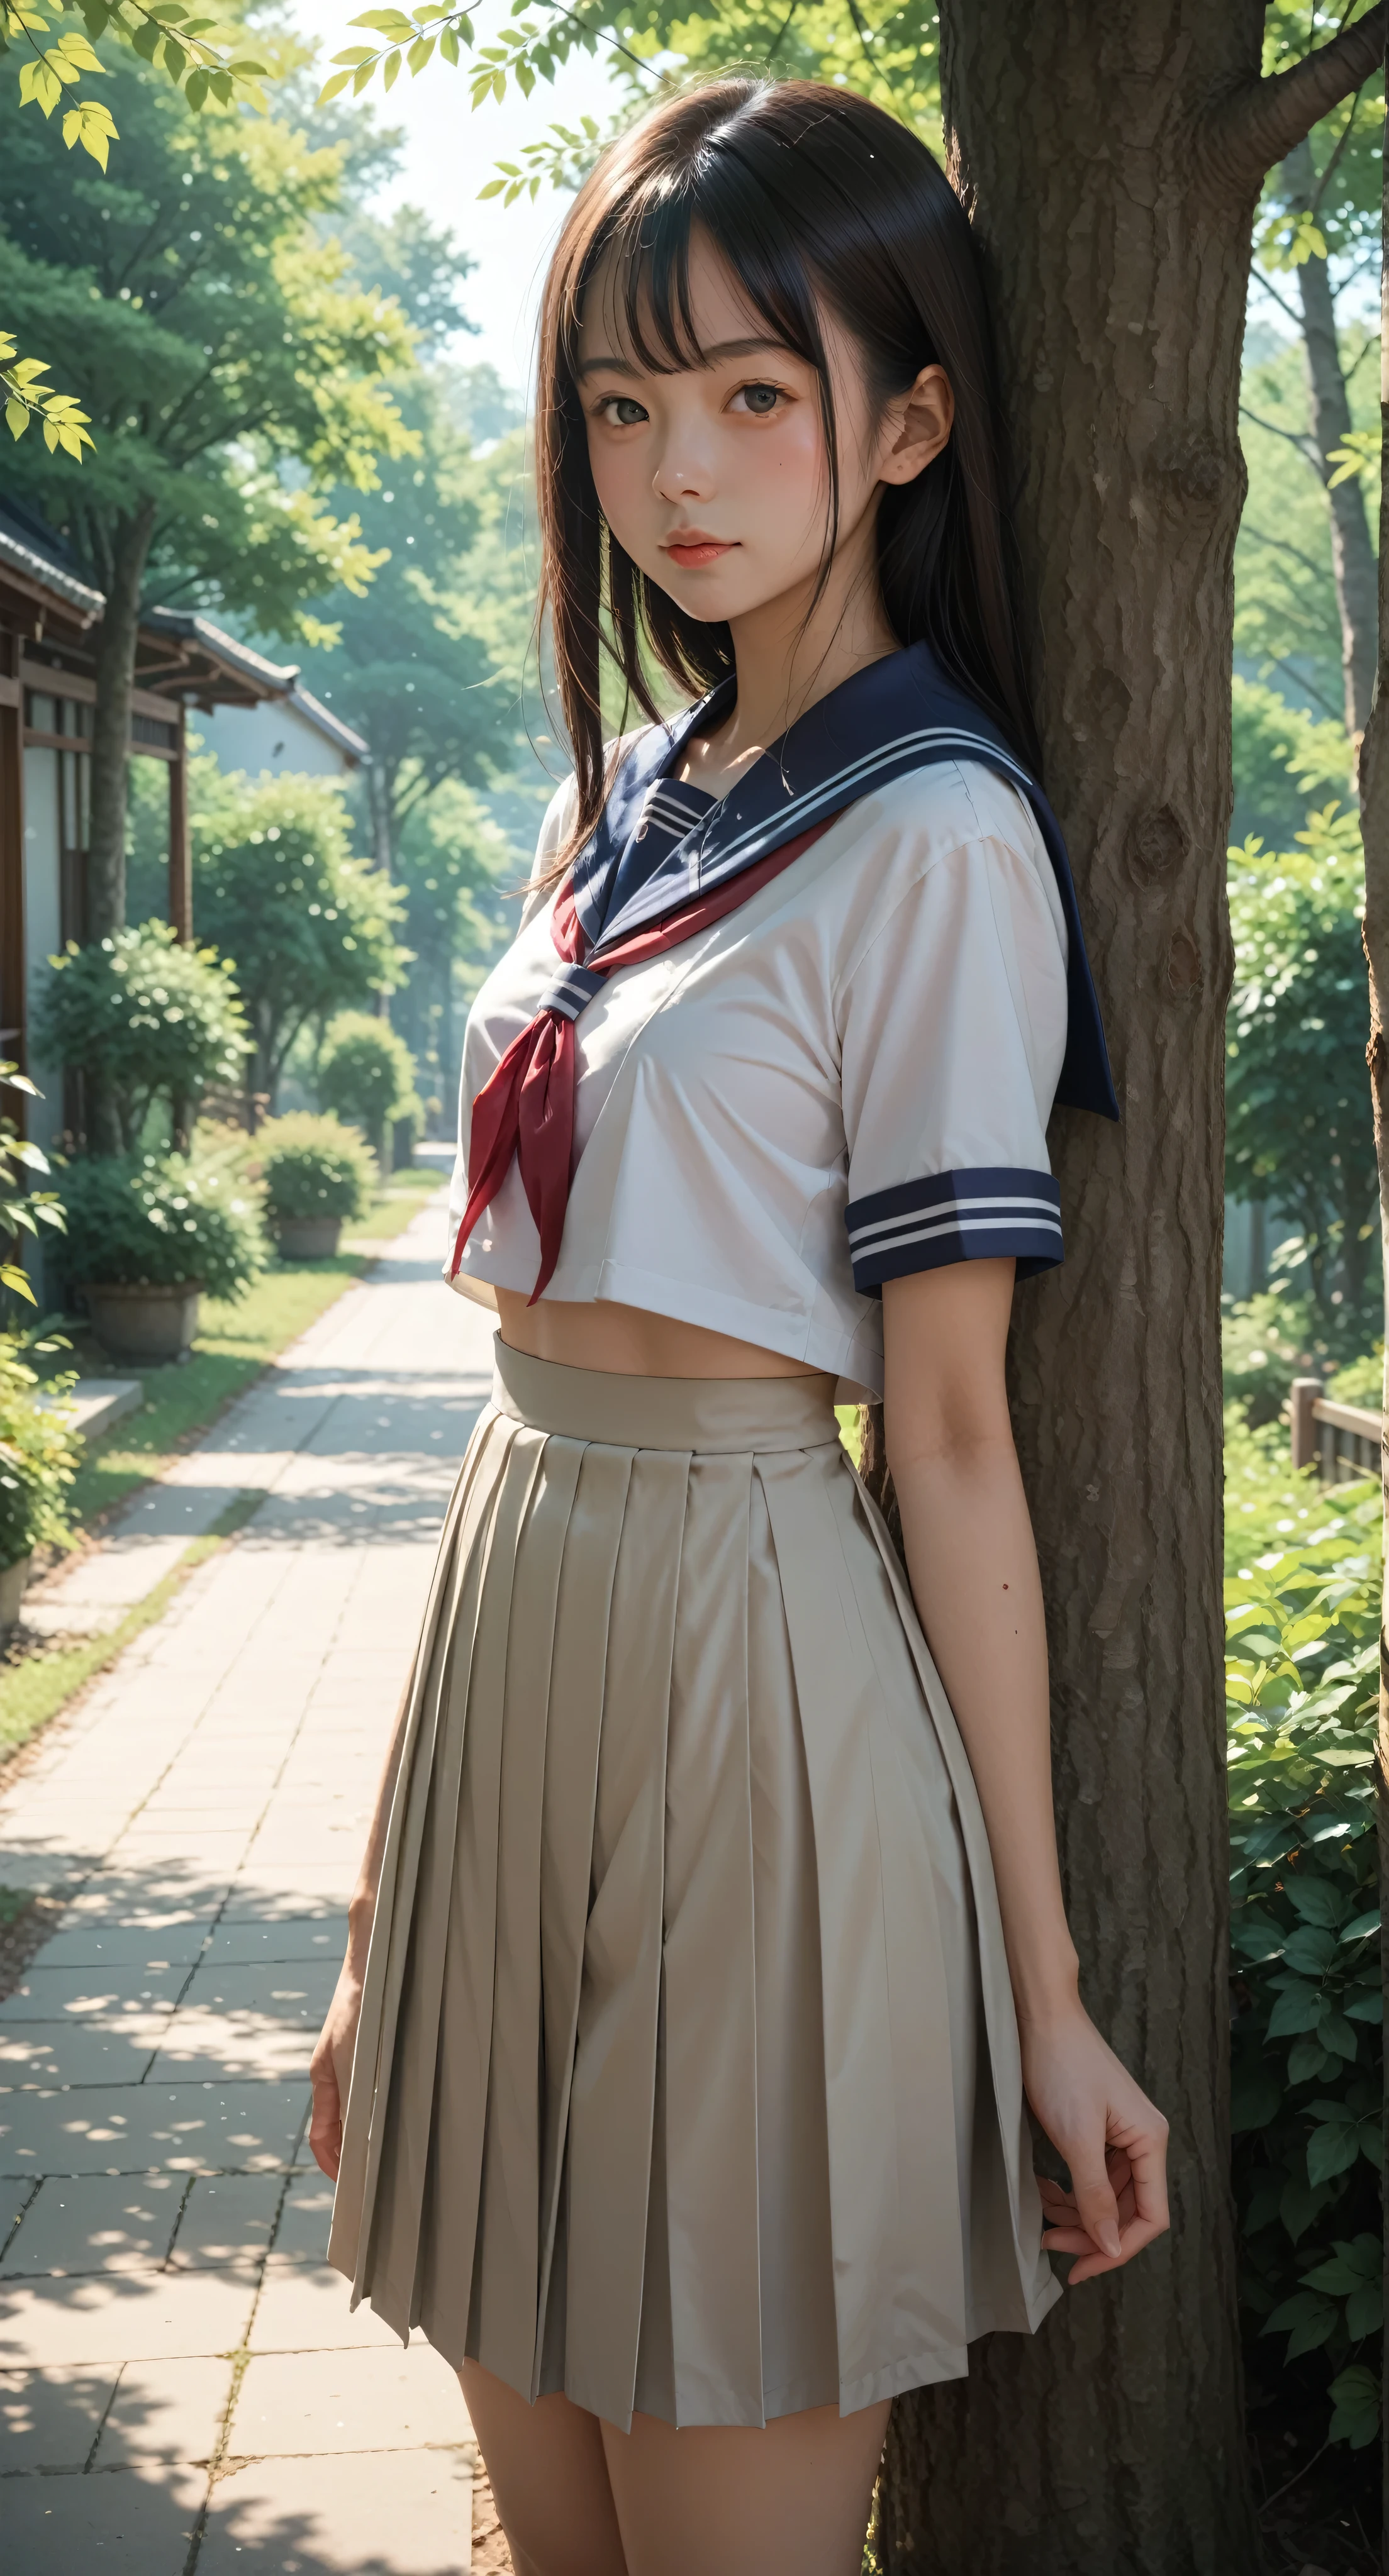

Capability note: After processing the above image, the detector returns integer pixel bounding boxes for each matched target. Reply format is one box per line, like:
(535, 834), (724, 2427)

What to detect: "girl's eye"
(732, 383), (783, 416)
(597, 396), (649, 428)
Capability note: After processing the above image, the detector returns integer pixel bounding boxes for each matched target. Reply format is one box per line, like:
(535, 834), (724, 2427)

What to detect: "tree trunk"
(87, 503), (156, 941)
(86, 502), (157, 1156)
(1351, 35), (1389, 2562)
(867, 8), (1306, 2569)
(367, 762), (397, 1023)
(1285, 134), (1380, 737)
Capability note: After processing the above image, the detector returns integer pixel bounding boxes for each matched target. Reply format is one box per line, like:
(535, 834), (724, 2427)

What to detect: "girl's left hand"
(1020, 2002), (1170, 2284)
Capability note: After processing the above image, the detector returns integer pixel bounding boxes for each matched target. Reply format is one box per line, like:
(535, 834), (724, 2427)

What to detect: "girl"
(311, 75), (1169, 2576)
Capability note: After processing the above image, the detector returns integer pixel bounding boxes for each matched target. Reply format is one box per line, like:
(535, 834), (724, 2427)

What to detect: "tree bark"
(87, 503), (157, 942)
(1350, 35), (1389, 2565)
(1283, 135), (1380, 737)
(84, 502), (157, 1155)
(859, 8), (1364, 2570)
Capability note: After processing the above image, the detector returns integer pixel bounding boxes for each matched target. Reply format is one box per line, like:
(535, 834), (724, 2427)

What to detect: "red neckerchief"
(450, 814), (837, 1303)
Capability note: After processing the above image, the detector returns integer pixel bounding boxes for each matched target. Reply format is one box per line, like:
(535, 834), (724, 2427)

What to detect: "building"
(0, 509), (365, 1161)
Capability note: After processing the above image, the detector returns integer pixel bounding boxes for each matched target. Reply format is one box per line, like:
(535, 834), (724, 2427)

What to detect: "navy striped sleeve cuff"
(844, 1167), (1064, 1294)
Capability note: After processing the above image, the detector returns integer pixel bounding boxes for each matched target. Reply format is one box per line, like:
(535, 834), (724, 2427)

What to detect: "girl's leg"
(459, 2363), (628, 2576)
(601, 2399), (890, 2576)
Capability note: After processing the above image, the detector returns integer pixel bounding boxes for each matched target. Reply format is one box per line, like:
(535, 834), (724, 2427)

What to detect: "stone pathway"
(0, 1195), (506, 2573)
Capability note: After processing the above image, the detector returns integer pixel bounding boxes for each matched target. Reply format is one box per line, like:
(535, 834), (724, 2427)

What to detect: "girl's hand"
(308, 1962), (365, 2182)
(1020, 2002), (1170, 2284)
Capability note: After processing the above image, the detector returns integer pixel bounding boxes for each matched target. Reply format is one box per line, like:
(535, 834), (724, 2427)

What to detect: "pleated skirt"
(327, 1341), (1059, 2432)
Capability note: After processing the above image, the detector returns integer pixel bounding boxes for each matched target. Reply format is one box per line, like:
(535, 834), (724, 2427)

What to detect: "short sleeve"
(839, 824), (1069, 1294)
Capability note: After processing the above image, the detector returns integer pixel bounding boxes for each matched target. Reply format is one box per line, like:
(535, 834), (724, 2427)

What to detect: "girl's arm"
(881, 1257), (1169, 2282)
(308, 1686), (410, 2181)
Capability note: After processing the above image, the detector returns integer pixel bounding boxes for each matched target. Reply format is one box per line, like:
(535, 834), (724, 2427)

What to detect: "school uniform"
(328, 641), (1116, 2433)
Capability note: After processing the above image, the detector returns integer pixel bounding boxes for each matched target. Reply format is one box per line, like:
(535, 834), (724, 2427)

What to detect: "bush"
(1227, 1514), (1382, 2458)
(0, 1060), (64, 1311)
(318, 1013), (416, 1162)
(255, 1114), (375, 1224)
(0, 1328), (80, 1567)
(33, 923), (250, 1152)
(1325, 1345), (1384, 1412)
(57, 1152), (267, 1302)
(1222, 1290), (1324, 1430)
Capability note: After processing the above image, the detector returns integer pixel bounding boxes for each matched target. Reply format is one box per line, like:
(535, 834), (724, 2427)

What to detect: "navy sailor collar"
(570, 639), (1118, 1122)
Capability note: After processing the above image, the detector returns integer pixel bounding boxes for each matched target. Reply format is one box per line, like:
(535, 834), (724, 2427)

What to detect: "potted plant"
(0, 1330), (80, 1629)
(58, 1151), (267, 1362)
(256, 1114), (376, 1259)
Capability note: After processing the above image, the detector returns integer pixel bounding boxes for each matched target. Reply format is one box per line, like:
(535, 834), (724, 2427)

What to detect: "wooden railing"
(1290, 1377), (1383, 1485)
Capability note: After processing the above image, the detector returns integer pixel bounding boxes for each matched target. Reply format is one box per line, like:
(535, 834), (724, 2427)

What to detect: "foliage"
(33, 921), (250, 1153)
(391, 778), (513, 1113)
(1235, 314), (1381, 726)
(1225, 809), (1378, 1319)
(1, 0), (271, 164)
(186, 768), (406, 1104)
(294, 372), (523, 874)
(0, 326), (92, 455)
(0, 1063), (65, 1308)
(0, 56), (415, 653)
(254, 1113), (375, 1223)
(0, 1325), (79, 1566)
(1230, 677), (1356, 852)
(57, 1146), (266, 1297)
(1223, 1289), (1324, 1430)
(317, 1010), (416, 1157)
(1227, 1514), (1382, 2455)
(1324, 1344), (1383, 1411)
(1223, 1403), (1373, 1577)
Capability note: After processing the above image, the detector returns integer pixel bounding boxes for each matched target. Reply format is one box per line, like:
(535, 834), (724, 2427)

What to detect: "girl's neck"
(676, 529), (899, 802)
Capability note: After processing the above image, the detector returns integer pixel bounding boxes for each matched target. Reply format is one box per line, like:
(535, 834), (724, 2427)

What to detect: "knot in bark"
(1126, 805), (1188, 888)
(1165, 927), (1203, 997)
(1146, 426), (1229, 513)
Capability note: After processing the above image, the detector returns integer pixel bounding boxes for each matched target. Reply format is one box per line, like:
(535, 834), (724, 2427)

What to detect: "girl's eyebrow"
(575, 335), (789, 382)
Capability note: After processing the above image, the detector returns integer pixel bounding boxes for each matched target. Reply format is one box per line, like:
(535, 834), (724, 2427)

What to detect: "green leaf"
(406, 31), (433, 70)
(1341, 1909), (1381, 1943)
(161, 36), (185, 77)
(1284, 1875), (1348, 1929)
(315, 65), (352, 101)
(131, 14), (160, 57)
(439, 21), (457, 60)
(1347, 2282), (1383, 2341)
(1267, 1982), (1324, 2038)
(382, 45), (401, 86)
(184, 64), (208, 104)
(1264, 2285), (1339, 2357)
(1305, 2234), (1381, 2294)
(1328, 2363), (1380, 2450)
(1307, 2117), (1362, 2186)
(1346, 1989), (1383, 2023)
(1281, 1924), (1337, 1976)
(1318, 2006), (1358, 2060)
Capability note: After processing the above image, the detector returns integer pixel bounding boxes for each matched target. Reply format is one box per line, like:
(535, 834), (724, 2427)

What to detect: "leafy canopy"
(1225, 806), (1378, 1318)
(189, 767), (407, 1102)
(0, 54), (416, 632)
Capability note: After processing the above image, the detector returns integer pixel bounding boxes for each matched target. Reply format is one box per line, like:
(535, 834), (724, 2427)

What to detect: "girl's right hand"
(309, 1963), (365, 2181)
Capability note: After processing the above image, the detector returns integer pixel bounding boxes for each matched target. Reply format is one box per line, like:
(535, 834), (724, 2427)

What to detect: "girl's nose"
(651, 438), (714, 504)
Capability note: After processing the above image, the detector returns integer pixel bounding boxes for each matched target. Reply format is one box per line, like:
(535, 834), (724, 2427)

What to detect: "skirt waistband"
(489, 1338), (842, 1455)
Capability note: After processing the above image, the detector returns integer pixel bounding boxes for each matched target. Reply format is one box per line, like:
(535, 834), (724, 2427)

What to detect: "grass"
(64, 1171), (445, 1535)
(1223, 1399), (1378, 1574)
(0, 1491), (263, 1765)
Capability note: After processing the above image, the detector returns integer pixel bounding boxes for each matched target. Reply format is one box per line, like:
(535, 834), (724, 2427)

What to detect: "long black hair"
(537, 76), (1039, 869)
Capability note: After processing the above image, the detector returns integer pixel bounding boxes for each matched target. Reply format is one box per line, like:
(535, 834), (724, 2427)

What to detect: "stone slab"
(170, 2172), (284, 2269)
(250, 2262), (403, 2353)
(0, 2265), (258, 2367)
(0, 1963), (191, 2023)
(227, 2343), (470, 2460)
(0, 2014), (170, 2089)
(0, 2361), (118, 2471)
(0, 2077), (308, 2177)
(0, 2171), (185, 2276)
(91, 2353), (235, 2465)
(199, 2449), (474, 2575)
(0, 2463), (206, 2572)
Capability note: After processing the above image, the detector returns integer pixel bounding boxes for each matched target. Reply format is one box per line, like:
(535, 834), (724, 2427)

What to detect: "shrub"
(57, 1152), (267, 1302)
(318, 1013), (416, 1163)
(1325, 1345), (1384, 1413)
(255, 1114), (375, 1224)
(33, 923), (251, 1152)
(0, 1061), (64, 1311)
(1227, 1513), (1381, 2458)
(0, 1328), (80, 1567)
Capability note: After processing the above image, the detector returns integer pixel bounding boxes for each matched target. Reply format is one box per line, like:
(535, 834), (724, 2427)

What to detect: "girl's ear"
(878, 364), (954, 488)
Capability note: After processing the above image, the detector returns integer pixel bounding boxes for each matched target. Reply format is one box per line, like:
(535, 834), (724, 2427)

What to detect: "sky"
(287, 0), (622, 399)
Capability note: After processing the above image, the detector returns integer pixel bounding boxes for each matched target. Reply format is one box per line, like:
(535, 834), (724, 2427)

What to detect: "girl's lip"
(664, 537), (735, 567)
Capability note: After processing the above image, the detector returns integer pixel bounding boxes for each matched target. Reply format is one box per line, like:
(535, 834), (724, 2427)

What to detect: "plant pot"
(0, 1553), (31, 1632)
(272, 1215), (343, 1260)
(82, 1281), (203, 1363)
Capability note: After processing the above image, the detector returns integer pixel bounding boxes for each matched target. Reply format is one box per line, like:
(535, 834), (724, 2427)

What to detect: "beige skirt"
(328, 1343), (1059, 2431)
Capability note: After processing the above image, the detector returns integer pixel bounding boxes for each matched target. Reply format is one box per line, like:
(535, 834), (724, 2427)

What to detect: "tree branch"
(1203, 3), (1387, 197)
(1239, 404), (1322, 470)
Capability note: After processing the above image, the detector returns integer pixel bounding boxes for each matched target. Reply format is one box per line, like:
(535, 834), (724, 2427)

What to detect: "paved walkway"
(0, 1196), (505, 2573)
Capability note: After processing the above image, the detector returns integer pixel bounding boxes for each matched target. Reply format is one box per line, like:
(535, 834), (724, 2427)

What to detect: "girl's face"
(576, 230), (952, 631)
